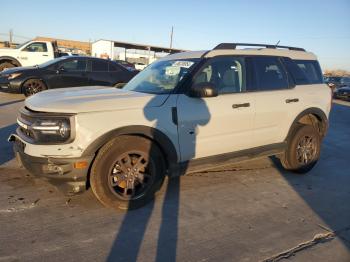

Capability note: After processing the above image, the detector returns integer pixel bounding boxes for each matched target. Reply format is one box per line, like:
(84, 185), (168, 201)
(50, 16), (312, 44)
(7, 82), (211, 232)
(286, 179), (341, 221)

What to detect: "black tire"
(0, 62), (15, 72)
(280, 124), (321, 173)
(22, 79), (47, 97)
(90, 135), (166, 210)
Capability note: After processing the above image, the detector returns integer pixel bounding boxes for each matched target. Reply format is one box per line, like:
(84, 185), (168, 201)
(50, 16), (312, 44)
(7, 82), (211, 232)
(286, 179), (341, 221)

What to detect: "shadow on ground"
(106, 103), (350, 261)
(272, 103), (350, 250)
(0, 123), (17, 165)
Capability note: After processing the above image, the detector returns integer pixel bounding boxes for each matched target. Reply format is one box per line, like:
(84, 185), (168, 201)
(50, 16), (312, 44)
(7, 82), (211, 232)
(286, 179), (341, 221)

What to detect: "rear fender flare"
(285, 107), (328, 141)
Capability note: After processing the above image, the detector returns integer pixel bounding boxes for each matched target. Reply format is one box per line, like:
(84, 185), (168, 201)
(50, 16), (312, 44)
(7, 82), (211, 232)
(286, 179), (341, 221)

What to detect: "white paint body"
(17, 48), (332, 163)
(0, 41), (55, 67)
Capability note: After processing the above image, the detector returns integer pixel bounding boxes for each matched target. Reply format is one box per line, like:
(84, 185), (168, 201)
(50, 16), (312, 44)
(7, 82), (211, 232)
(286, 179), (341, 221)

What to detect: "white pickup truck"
(0, 40), (60, 71)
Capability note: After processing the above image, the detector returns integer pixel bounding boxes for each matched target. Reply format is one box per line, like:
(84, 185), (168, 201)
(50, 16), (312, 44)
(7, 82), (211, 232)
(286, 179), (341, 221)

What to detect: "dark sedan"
(334, 86), (350, 101)
(0, 56), (138, 96)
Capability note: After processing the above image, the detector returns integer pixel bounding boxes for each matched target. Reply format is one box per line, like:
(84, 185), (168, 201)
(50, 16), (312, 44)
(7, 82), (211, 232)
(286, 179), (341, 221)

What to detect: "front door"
(177, 56), (255, 162)
(19, 42), (51, 66)
(50, 58), (89, 88)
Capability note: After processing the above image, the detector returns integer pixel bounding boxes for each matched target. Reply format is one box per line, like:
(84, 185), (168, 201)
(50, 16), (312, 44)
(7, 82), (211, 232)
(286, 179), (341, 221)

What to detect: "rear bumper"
(10, 134), (94, 193)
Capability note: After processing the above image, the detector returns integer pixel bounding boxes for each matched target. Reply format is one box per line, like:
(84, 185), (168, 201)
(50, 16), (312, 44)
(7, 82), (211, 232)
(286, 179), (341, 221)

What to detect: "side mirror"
(188, 82), (218, 98)
(56, 66), (65, 74)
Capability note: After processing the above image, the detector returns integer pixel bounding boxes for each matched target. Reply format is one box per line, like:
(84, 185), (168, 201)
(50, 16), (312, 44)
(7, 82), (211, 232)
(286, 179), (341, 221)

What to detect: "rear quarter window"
(92, 59), (109, 72)
(294, 60), (323, 84)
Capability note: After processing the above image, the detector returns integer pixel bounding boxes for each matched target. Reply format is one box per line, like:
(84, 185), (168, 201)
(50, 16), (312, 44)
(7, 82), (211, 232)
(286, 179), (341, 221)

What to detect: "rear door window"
(282, 57), (309, 85)
(253, 57), (289, 91)
(294, 60), (323, 84)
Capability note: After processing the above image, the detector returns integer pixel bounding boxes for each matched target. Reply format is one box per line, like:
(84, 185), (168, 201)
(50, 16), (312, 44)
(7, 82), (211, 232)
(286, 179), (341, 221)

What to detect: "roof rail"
(213, 43), (305, 52)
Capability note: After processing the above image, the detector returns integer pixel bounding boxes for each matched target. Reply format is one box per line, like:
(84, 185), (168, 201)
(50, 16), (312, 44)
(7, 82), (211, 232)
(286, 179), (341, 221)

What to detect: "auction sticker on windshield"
(172, 61), (195, 68)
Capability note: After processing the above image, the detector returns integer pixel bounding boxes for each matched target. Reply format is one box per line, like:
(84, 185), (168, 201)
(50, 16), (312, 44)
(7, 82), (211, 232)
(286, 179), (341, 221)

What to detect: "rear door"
(108, 61), (133, 85)
(251, 56), (301, 147)
(88, 59), (111, 86)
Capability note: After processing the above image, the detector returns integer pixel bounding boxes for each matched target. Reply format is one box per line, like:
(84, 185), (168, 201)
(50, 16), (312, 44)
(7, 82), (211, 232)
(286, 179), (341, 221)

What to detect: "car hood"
(25, 86), (170, 113)
(0, 66), (37, 75)
(0, 48), (18, 56)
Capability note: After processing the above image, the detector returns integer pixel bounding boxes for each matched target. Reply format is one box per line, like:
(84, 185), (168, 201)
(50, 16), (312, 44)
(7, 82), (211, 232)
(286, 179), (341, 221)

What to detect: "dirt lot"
(0, 92), (349, 262)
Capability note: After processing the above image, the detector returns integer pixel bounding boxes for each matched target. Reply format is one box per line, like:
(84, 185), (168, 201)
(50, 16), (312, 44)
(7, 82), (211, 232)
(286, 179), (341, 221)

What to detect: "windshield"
(15, 41), (32, 49)
(123, 58), (199, 94)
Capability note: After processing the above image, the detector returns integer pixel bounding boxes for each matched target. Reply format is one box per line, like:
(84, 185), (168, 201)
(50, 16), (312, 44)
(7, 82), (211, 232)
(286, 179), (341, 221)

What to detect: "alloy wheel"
(296, 135), (317, 165)
(108, 151), (154, 200)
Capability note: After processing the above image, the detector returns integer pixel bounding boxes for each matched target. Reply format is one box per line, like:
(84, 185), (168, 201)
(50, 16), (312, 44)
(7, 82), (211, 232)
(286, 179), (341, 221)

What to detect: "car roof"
(161, 46), (317, 61)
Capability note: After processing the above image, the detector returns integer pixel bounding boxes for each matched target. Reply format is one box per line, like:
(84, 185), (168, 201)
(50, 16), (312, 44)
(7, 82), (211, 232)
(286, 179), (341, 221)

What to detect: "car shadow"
(107, 90), (211, 261)
(0, 99), (24, 107)
(0, 123), (17, 165)
(271, 103), (350, 249)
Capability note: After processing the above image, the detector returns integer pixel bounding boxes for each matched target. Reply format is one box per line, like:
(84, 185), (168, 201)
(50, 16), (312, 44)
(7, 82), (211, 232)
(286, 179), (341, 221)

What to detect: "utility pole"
(9, 29), (13, 45)
(169, 26), (174, 51)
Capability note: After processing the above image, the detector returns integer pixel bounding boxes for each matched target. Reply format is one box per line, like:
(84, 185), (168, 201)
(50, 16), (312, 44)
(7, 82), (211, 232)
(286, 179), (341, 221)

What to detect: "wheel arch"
(82, 125), (179, 168)
(20, 77), (48, 93)
(285, 107), (329, 141)
(0, 56), (21, 67)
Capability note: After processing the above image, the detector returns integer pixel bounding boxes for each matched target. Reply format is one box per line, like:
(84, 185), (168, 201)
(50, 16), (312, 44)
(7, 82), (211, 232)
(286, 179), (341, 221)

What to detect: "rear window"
(109, 62), (122, 72)
(294, 60), (323, 84)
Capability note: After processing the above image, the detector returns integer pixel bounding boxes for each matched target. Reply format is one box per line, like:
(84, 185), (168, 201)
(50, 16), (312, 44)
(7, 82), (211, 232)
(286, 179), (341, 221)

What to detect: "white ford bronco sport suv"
(9, 43), (331, 210)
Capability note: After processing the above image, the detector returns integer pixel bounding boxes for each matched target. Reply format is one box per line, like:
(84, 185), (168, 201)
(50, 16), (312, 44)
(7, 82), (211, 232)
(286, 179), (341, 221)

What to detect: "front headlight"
(32, 118), (71, 142)
(17, 109), (75, 144)
(8, 73), (22, 80)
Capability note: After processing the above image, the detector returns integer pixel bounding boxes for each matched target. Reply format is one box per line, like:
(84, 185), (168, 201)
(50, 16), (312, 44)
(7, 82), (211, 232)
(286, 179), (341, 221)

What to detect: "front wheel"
(90, 136), (166, 210)
(280, 125), (321, 173)
(22, 79), (47, 97)
(0, 62), (15, 72)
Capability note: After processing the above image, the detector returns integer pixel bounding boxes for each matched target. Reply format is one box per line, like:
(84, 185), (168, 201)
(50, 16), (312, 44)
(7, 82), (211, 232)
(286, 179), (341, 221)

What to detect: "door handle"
(232, 103), (250, 109)
(42, 54), (48, 56)
(285, 98), (299, 103)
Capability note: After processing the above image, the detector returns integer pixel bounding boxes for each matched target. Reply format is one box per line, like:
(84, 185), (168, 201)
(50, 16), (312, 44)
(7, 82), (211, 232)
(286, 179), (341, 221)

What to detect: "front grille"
(19, 126), (35, 139)
(17, 110), (37, 142)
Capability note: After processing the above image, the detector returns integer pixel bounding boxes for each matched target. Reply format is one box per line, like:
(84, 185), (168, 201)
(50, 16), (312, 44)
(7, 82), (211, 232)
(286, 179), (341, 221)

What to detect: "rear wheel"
(90, 135), (166, 210)
(280, 125), (321, 173)
(22, 79), (47, 97)
(0, 62), (15, 72)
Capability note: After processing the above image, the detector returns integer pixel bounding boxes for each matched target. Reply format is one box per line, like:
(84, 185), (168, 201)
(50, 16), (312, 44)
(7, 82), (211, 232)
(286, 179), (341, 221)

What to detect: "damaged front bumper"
(8, 134), (94, 194)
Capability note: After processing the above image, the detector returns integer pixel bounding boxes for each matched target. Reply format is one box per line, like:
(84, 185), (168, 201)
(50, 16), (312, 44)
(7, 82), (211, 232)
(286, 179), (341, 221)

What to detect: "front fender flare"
(0, 56), (21, 67)
(82, 125), (179, 167)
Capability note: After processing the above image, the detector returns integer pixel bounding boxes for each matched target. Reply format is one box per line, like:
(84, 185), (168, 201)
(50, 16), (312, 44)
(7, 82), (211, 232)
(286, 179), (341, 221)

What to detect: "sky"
(1, 0), (349, 70)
